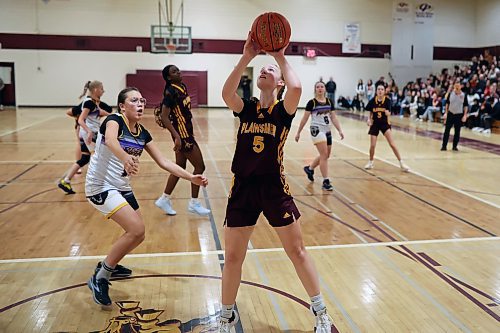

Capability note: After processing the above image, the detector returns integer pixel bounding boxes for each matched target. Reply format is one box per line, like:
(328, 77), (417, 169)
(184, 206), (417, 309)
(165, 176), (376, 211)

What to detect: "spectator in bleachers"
(484, 82), (497, 98)
(487, 64), (498, 81)
(402, 82), (412, 96)
(389, 87), (401, 115)
(467, 99), (481, 129)
(356, 79), (366, 101)
(479, 54), (489, 69)
(399, 91), (411, 117)
(351, 94), (364, 111)
(471, 56), (479, 73)
(409, 91), (419, 118)
(466, 88), (480, 108)
(366, 79), (374, 102)
(325, 77), (337, 107)
(420, 92), (441, 122)
(477, 74), (487, 93)
(337, 95), (352, 110)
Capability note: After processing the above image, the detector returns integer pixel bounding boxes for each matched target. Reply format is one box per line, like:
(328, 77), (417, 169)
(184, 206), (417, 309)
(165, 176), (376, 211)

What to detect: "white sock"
(64, 177), (70, 183)
(311, 293), (326, 314)
(96, 260), (115, 281)
(221, 304), (234, 320)
(162, 193), (170, 199)
(190, 198), (199, 204)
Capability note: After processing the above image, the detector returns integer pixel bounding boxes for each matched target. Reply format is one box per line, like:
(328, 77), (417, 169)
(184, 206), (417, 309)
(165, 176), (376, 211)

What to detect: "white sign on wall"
(342, 23), (361, 54)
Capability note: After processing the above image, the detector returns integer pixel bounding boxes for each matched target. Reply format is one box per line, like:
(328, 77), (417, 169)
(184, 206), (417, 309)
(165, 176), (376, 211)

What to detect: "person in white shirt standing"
(441, 82), (468, 151)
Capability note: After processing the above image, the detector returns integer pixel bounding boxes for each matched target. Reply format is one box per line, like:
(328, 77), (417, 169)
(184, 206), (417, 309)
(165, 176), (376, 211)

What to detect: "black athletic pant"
(442, 113), (463, 149)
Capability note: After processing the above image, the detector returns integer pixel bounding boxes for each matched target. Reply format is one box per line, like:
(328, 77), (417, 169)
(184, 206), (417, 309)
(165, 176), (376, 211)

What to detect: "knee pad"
(76, 153), (91, 167)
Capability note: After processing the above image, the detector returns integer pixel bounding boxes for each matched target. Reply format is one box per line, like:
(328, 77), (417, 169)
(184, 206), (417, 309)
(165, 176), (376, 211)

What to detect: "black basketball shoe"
(95, 261), (132, 278)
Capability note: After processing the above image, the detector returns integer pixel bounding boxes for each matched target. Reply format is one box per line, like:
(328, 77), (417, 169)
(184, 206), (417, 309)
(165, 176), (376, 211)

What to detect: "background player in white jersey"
(58, 80), (111, 194)
(295, 81), (344, 190)
(85, 87), (208, 307)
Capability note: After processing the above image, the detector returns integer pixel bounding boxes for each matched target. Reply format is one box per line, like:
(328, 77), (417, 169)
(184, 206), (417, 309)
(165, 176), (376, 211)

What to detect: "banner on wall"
(414, 2), (434, 23)
(393, 1), (412, 21)
(342, 23), (361, 54)
(413, 2), (434, 66)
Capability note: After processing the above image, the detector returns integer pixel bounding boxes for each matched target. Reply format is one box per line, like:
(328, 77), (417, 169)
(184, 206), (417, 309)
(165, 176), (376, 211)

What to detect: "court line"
(0, 236), (497, 264)
(341, 158), (497, 237)
(300, 160), (490, 328)
(399, 244), (500, 322)
(336, 140), (500, 210)
(0, 164), (38, 190)
(0, 115), (60, 137)
(282, 167), (499, 324)
(368, 245), (474, 332)
(0, 274), (311, 315)
(195, 119), (245, 333)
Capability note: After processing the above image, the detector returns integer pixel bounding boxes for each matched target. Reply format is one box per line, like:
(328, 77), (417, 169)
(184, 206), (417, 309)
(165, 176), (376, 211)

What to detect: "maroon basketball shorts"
(171, 134), (197, 153)
(368, 121), (391, 136)
(224, 175), (301, 228)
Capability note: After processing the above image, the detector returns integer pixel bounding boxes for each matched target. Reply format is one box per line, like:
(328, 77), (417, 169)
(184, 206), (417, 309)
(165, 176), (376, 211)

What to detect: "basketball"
(251, 12), (291, 52)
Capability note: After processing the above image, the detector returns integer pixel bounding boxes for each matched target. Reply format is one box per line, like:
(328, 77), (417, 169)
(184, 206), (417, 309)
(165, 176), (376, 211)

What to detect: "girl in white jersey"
(295, 81), (344, 190)
(86, 87), (208, 307)
(58, 80), (111, 194)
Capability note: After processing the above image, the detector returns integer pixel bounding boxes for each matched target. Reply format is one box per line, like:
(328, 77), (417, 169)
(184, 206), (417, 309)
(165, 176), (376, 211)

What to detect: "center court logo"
(90, 301), (218, 333)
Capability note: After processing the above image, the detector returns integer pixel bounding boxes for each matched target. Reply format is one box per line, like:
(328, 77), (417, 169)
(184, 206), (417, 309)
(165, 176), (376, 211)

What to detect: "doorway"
(0, 62), (15, 108)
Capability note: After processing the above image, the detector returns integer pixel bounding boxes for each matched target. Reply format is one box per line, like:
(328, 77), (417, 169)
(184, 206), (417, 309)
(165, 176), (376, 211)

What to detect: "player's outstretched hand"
(191, 174), (208, 187)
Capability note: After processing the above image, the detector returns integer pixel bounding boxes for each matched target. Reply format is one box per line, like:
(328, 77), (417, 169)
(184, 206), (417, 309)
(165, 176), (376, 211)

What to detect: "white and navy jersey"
(79, 98), (109, 138)
(305, 98), (335, 132)
(85, 114), (153, 196)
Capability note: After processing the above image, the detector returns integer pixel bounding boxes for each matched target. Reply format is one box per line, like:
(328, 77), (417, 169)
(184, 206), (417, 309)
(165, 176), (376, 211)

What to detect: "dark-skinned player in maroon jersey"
(364, 84), (410, 171)
(218, 32), (334, 333)
(154, 65), (211, 216)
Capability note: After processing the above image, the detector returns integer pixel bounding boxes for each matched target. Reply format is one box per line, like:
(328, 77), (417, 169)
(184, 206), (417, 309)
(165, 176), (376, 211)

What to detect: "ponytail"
(277, 85), (285, 100)
(78, 81), (91, 99)
(162, 65), (175, 97)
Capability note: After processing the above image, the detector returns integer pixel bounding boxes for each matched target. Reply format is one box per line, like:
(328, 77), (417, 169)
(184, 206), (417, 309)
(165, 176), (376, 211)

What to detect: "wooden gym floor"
(0, 107), (498, 332)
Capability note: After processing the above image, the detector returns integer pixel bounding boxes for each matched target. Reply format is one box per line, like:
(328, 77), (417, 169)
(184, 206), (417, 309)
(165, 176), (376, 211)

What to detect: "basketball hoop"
(166, 43), (177, 55)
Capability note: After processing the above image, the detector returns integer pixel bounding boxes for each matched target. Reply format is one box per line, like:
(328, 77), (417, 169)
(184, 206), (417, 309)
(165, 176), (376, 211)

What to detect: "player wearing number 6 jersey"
(295, 81), (344, 191)
(219, 32), (334, 333)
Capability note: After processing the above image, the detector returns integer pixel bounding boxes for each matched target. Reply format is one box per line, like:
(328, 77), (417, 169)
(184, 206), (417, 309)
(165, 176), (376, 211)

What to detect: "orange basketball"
(251, 12), (291, 52)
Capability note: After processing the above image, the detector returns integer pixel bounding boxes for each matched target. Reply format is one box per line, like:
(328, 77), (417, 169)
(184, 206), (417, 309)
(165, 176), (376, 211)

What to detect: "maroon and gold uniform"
(366, 96), (392, 136)
(225, 99), (300, 228)
(162, 83), (196, 152)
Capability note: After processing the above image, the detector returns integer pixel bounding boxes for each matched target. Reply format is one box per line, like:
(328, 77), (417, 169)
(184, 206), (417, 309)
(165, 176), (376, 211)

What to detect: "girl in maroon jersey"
(154, 65), (210, 216)
(218, 32), (333, 333)
(365, 84), (409, 171)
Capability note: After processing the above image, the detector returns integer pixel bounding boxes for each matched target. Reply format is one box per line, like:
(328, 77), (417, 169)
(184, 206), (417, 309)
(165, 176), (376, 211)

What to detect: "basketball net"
(166, 42), (177, 55)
